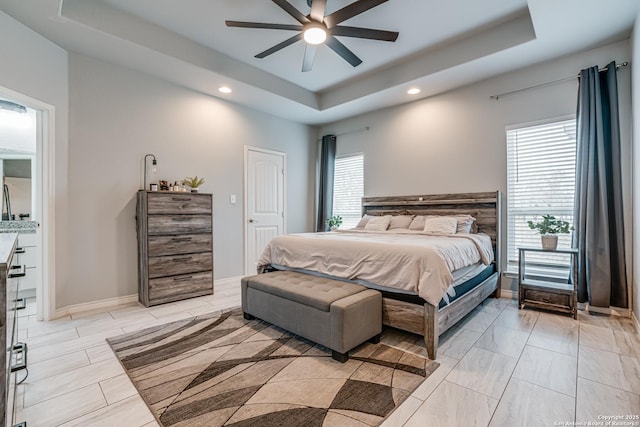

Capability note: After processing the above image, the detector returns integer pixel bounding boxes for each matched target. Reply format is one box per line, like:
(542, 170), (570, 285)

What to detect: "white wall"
(320, 40), (633, 296)
(66, 53), (315, 308)
(632, 11), (640, 322)
(0, 11), (70, 313)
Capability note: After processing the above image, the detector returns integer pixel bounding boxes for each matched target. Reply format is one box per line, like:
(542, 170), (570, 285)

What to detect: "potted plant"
(527, 215), (573, 250)
(183, 176), (205, 193)
(326, 215), (343, 231)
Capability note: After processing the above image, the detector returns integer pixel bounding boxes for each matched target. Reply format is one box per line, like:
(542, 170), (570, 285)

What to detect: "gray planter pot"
(541, 234), (558, 250)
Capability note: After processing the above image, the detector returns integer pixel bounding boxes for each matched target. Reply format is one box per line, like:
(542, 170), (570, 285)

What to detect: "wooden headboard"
(362, 191), (502, 271)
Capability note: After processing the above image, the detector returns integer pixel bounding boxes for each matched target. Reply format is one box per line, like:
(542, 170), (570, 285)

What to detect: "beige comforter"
(257, 229), (494, 306)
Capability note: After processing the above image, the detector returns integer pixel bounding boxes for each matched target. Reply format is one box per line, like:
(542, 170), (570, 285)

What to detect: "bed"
(258, 191), (502, 359)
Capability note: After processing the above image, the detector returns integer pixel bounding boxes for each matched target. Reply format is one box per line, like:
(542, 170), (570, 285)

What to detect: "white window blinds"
(333, 154), (364, 229)
(506, 118), (577, 273)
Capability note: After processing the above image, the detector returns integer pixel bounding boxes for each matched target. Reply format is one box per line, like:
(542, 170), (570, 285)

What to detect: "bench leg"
(243, 312), (255, 321)
(331, 351), (349, 363)
(369, 334), (381, 344)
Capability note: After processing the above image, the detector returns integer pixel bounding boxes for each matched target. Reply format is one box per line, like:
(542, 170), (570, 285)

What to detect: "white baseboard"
(52, 276), (245, 320)
(497, 289), (634, 320)
(214, 276), (244, 287)
(54, 294), (139, 319)
(577, 302), (631, 317)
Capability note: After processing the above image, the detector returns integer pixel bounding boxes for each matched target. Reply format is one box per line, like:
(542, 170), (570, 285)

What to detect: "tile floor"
(14, 280), (640, 427)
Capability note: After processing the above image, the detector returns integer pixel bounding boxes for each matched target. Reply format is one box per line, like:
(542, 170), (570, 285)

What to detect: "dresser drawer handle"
(15, 247), (25, 254)
(171, 237), (193, 243)
(13, 298), (26, 311)
(11, 342), (28, 374)
(173, 197), (191, 201)
(173, 276), (193, 282)
(172, 256), (192, 262)
(9, 265), (26, 278)
(172, 217), (191, 222)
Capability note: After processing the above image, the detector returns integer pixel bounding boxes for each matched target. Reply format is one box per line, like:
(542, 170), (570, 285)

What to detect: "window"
(333, 154), (364, 229)
(506, 118), (577, 274)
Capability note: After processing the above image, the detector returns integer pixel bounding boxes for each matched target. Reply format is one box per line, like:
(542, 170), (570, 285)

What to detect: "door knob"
(249, 218), (259, 223)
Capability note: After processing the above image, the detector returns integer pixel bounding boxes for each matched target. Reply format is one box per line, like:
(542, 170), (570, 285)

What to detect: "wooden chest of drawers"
(0, 233), (27, 427)
(136, 191), (214, 307)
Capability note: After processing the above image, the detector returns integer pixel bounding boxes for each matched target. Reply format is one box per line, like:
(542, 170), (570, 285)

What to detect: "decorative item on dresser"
(136, 191), (214, 307)
(0, 233), (27, 427)
(143, 154), (158, 191)
(182, 176), (205, 193)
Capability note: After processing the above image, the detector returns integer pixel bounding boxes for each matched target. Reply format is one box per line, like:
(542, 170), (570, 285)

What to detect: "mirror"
(1, 158), (34, 221)
(0, 99), (37, 222)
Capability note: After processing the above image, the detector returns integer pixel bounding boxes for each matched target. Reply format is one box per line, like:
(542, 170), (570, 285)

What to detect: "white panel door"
(245, 148), (285, 274)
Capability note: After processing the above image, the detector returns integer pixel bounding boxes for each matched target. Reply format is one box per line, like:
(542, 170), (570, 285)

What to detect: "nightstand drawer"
(521, 288), (572, 308)
(148, 234), (212, 256)
(147, 193), (211, 215)
(148, 215), (212, 235)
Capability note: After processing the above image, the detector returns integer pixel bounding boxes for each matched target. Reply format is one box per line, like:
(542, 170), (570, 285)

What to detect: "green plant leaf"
(184, 176), (205, 188)
(526, 215), (573, 235)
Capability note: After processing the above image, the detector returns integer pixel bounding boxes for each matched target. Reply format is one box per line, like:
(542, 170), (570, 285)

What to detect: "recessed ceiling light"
(407, 88), (421, 95)
(219, 86), (232, 94)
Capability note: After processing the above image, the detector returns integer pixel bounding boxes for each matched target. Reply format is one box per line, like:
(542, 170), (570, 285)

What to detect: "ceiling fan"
(226, 0), (399, 72)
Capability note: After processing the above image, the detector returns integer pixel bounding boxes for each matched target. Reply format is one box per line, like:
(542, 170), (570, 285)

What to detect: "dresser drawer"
(148, 252), (213, 278)
(5, 269), (20, 353)
(148, 215), (212, 235)
(149, 271), (213, 305)
(17, 232), (36, 247)
(147, 193), (211, 215)
(17, 246), (36, 268)
(148, 233), (212, 257)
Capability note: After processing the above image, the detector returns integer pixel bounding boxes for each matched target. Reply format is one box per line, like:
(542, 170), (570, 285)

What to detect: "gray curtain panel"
(316, 135), (336, 232)
(573, 61), (628, 308)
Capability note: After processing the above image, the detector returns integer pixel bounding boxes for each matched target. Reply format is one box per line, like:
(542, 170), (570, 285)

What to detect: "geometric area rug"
(107, 308), (440, 426)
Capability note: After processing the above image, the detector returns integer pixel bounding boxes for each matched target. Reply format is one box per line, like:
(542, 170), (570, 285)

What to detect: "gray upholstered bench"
(241, 271), (382, 362)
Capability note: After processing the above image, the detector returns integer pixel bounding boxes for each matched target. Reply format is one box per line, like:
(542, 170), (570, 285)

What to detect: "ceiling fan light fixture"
(303, 24), (327, 45)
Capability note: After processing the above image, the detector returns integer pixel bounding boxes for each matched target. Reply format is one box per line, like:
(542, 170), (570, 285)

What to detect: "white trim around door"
(0, 85), (56, 321)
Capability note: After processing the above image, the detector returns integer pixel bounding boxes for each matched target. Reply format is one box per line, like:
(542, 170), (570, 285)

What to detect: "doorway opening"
(0, 87), (55, 321)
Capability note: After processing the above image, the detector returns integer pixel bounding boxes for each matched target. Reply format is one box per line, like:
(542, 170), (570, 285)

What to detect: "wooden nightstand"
(518, 247), (578, 319)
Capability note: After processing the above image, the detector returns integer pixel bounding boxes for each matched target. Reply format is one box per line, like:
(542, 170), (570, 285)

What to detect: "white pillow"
(389, 215), (414, 230)
(364, 215), (392, 231)
(423, 217), (458, 235)
(453, 215), (476, 233)
(355, 214), (372, 229)
(409, 215), (426, 230)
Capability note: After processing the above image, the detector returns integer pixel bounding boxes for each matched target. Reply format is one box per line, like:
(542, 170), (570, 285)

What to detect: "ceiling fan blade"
(330, 26), (398, 42)
(326, 36), (362, 67)
(309, 0), (327, 22)
(225, 21), (303, 31)
(324, 0), (389, 28)
(255, 33), (303, 58)
(302, 44), (317, 72)
(272, 0), (310, 24)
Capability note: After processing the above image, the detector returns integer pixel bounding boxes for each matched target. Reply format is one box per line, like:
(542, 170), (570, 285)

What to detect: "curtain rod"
(317, 126), (370, 142)
(489, 61), (629, 101)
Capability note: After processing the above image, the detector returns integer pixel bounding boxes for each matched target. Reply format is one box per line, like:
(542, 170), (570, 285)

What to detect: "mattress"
(258, 229), (494, 306)
(269, 262), (496, 309)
